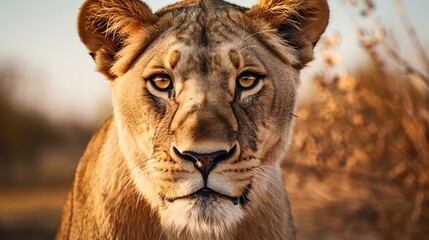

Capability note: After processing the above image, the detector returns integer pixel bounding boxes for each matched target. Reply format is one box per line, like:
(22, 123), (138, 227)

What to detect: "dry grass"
(284, 67), (429, 239)
(283, 1), (429, 239)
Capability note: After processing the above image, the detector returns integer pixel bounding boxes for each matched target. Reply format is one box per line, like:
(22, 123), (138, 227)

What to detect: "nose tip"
(183, 150), (227, 178)
(173, 146), (237, 181)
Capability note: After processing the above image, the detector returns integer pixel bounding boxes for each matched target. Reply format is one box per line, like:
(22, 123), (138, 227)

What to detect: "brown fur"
(57, 0), (329, 239)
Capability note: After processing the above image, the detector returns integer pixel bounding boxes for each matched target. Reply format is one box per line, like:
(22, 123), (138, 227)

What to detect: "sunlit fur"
(57, 0), (329, 239)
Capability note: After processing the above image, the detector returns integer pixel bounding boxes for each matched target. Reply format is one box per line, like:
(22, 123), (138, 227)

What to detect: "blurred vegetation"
(284, 0), (429, 239)
(1, 67), (60, 159)
(0, 64), (97, 239)
(0, 65), (94, 188)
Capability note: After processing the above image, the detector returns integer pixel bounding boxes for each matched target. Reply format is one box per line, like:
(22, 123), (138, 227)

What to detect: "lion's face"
(112, 18), (298, 234)
(78, 0), (328, 236)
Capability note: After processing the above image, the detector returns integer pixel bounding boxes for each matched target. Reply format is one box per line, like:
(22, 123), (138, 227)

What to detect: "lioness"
(57, 0), (328, 239)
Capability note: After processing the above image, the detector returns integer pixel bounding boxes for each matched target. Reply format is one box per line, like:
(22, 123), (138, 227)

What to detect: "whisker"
(253, 162), (290, 177)
(238, 44), (266, 54)
(118, 154), (163, 193)
(290, 112), (299, 118)
(236, 29), (278, 49)
(253, 168), (282, 206)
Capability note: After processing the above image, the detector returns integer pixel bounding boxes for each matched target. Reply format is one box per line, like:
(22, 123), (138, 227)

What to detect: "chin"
(159, 195), (245, 237)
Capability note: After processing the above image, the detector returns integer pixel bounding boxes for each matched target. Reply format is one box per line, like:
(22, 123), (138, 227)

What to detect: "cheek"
(273, 84), (298, 129)
(111, 76), (145, 119)
(233, 87), (275, 150)
(256, 82), (298, 161)
(114, 75), (168, 124)
(111, 77), (166, 154)
(236, 81), (297, 157)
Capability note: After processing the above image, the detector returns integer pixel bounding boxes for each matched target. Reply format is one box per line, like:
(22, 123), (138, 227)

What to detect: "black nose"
(174, 146), (236, 181)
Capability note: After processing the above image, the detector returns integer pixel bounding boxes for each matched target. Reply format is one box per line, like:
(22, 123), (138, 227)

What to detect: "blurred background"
(0, 0), (428, 239)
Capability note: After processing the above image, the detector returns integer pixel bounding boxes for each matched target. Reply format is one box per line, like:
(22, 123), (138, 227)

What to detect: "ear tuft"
(78, 0), (157, 79)
(247, 0), (329, 68)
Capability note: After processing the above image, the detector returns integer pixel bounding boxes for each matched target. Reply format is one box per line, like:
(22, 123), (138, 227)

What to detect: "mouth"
(163, 186), (251, 206)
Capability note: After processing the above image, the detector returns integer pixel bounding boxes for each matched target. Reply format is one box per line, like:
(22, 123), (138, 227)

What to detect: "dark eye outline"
(236, 72), (262, 91)
(148, 74), (174, 92)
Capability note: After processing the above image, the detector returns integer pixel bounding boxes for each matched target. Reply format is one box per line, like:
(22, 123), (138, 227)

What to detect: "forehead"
(163, 6), (246, 47)
(112, 1), (298, 78)
(153, 2), (296, 64)
(143, 7), (258, 73)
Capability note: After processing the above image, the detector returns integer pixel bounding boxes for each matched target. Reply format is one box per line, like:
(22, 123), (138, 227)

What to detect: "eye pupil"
(151, 74), (172, 91)
(238, 73), (259, 89)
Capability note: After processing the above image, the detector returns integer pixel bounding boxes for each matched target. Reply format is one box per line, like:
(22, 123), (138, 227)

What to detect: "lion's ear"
(247, 0), (329, 68)
(78, 0), (157, 79)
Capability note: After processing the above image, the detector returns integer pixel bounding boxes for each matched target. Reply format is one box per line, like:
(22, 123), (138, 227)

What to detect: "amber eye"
(237, 72), (260, 90)
(149, 74), (173, 91)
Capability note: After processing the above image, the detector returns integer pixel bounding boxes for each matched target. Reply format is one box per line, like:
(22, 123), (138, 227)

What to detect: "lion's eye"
(237, 73), (260, 90)
(149, 74), (173, 91)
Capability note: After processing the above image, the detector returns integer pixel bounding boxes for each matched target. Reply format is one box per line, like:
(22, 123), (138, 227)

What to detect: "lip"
(163, 186), (251, 206)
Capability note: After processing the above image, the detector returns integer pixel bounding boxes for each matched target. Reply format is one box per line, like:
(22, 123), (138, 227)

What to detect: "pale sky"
(1, 0), (428, 124)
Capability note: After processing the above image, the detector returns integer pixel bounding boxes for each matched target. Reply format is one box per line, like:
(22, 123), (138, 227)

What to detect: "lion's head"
(78, 0), (328, 237)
